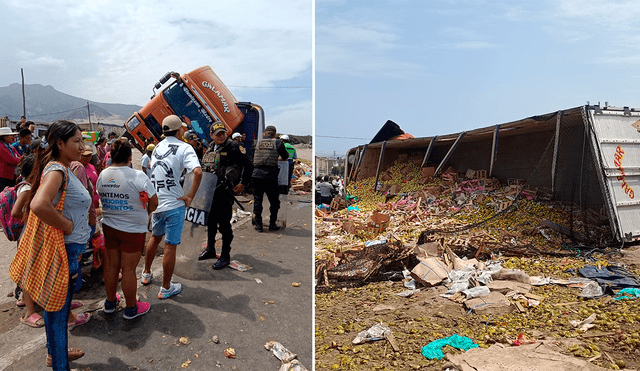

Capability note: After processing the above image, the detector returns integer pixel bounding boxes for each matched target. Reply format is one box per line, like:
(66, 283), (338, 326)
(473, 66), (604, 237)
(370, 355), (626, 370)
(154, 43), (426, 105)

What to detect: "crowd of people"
(2, 115), (295, 371)
(315, 175), (344, 206)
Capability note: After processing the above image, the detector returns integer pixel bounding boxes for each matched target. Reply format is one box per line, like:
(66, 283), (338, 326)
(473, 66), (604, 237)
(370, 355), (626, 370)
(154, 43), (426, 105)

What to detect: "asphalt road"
(0, 192), (313, 371)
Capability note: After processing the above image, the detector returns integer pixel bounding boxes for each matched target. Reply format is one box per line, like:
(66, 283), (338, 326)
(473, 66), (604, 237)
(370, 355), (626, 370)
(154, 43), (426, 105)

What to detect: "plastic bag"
(421, 334), (479, 360)
(442, 280), (470, 297)
(614, 288), (640, 300)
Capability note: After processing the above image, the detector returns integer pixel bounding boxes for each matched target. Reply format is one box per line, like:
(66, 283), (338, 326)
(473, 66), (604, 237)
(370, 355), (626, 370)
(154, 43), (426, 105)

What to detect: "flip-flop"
(16, 298), (25, 308)
(71, 301), (83, 310)
(20, 313), (44, 328)
(68, 312), (91, 330)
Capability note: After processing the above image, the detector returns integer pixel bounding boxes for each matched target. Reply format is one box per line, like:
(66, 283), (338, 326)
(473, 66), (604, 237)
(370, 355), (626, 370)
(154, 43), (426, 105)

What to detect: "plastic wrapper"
(462, 286), (490, 299)
(264, 341), (308, 371)
(352, 323), (391, 344)
(442, 280), (470, 297)
(395, 289), (420, 297)
(403, 269), (416, 289)
(579, 281), (604, 298)
(265, 341), (297, 363)
(491, 268), (531, 284)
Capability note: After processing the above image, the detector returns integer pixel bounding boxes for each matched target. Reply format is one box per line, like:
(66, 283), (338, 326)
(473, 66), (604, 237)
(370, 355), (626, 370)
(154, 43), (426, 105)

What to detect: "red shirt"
(0, 142), (20, 180)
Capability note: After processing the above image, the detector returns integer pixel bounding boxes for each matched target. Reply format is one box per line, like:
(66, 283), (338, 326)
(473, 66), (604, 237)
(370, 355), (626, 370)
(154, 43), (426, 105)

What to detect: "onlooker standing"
(232, 132), (242, 144)
(0, 127), (21, 190)
(251, 125), (288, 232)
(98, 138), (157, 319)
(141, 115), (202, 299)
(27, 120), (92, 370)
(12, 128), (32, 156)
(141, 144), (155, 178)
(280, 134), (297, 190)
(317, 175), (336, 205)
(69, 145), (100, 292)
(95, 137), (108, 173)
(16, 116), (27, 131)
(183, 130), (204, 163)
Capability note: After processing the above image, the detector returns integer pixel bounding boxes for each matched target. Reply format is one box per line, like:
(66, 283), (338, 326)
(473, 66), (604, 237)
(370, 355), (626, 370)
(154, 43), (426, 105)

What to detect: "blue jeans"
(44, 243), (84, 371)
(44, 276), (74, 371)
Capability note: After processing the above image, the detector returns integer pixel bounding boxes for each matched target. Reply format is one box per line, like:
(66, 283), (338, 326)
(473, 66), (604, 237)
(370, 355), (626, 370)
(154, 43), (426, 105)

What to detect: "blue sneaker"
(104, 294), (120, 313)
(158, 282), (182, 299)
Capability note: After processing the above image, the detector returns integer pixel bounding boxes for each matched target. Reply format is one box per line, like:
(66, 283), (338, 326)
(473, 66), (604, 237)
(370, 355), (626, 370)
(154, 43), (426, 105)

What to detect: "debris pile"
(291, 160), (313, 192)
(316, 159), (614, 288)
(315, 159), (640, 370)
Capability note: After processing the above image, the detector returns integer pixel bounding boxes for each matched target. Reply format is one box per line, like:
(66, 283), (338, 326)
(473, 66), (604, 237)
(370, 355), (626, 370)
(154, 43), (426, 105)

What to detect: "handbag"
(9, 162), (70, 312)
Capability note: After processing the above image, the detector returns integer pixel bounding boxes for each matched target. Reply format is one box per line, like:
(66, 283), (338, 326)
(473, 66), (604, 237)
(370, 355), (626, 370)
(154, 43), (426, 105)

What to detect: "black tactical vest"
(253, 138), (278, 167)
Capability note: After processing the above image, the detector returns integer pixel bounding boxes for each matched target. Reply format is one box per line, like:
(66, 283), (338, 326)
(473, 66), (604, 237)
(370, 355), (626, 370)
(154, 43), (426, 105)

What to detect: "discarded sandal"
(46, 347), (84, 367)
(20, 313), (44, 328)
(68, 312), (91, 330)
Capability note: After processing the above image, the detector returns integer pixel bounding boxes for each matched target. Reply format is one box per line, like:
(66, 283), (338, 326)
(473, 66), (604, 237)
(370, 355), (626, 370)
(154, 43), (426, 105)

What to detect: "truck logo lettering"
(614, 146), (634, 199)
(202, 81), (231, 113)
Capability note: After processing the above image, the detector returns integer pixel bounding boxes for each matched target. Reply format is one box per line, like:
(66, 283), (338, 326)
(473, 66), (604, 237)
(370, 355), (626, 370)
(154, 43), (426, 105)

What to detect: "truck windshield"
(163, 81), (215, 141)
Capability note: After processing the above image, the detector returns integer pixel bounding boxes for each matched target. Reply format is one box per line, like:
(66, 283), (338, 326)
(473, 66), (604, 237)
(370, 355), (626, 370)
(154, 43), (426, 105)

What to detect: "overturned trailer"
(345, 104), (640, 243)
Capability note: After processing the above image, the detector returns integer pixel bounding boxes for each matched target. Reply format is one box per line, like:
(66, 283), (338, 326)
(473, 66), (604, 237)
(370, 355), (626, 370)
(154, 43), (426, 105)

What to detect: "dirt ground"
(315, 243), (640, 371)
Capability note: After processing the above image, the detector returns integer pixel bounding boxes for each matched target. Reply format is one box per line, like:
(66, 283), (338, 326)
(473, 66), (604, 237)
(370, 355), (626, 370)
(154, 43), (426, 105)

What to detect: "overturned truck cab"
(345, 104), (640, 243)
(123, 65), (264, 153)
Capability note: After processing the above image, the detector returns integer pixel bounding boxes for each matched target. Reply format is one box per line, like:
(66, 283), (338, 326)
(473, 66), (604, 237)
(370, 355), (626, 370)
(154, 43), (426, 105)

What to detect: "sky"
(315, 0), (640, 157)
(0, 0), (312, 135)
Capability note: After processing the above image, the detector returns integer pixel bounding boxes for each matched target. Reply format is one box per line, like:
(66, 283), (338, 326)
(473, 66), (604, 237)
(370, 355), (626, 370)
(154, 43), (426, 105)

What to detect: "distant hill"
(0, 83), (141, 124)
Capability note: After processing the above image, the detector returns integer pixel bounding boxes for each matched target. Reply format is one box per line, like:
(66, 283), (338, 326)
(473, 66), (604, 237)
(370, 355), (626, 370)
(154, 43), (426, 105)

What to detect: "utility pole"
(21, 69), (26, 118)
(87, 102), (93, 131)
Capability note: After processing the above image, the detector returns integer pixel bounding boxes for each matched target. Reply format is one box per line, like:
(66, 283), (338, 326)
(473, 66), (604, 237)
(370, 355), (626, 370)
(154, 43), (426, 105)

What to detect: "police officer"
(198, 122), (252, 270)
(251, 125), (288, 232)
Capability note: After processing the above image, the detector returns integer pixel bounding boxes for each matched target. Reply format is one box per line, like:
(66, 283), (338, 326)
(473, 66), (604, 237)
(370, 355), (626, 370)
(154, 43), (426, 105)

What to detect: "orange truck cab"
(123, 66), (264, 153)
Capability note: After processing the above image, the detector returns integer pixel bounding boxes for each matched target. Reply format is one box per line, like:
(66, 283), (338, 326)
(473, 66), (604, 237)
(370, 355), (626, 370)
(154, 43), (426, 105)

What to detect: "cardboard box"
(421, 167), (436, 178)
(410, 257), (449, 286)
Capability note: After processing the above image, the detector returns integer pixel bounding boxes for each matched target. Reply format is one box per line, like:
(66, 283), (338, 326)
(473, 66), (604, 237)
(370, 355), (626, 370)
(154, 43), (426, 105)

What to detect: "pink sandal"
(20, 313), (44, 328)
(71, 301), (83, 310)
(68, 312), (91, 330)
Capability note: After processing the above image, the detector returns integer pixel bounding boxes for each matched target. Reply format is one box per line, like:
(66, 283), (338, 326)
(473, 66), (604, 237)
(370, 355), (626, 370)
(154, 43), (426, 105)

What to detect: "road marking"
(0, 332), (46, 370)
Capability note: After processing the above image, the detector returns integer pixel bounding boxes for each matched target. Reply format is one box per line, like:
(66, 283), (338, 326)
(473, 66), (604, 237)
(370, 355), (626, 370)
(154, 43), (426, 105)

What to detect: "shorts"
(151, 206), (186, 246)
(103, 224), (146, 254)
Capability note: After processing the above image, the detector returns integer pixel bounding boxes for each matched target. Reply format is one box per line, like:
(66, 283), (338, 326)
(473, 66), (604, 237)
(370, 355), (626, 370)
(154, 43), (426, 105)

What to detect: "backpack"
(0, 182), (29, 241)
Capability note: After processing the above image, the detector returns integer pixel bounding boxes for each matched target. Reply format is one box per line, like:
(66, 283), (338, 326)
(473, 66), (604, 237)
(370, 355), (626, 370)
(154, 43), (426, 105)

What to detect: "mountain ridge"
(0, 83), (141, 124)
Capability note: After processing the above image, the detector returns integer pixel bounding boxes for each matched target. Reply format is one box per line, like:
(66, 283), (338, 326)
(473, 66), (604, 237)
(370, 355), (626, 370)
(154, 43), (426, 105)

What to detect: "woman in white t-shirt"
(97, 138), (157, 320)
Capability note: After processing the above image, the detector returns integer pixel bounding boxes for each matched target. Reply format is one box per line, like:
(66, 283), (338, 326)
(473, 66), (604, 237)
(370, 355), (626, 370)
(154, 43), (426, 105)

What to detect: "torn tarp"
(578, 265), (640, 289)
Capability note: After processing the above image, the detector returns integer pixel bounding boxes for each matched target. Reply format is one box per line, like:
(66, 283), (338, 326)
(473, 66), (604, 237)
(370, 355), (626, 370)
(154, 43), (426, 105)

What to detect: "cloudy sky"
(0, 0), (312, 135)
(315, 0), (640, 156)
